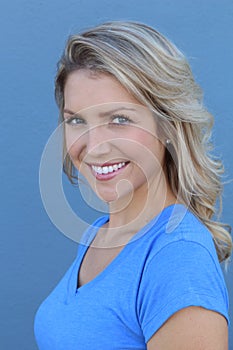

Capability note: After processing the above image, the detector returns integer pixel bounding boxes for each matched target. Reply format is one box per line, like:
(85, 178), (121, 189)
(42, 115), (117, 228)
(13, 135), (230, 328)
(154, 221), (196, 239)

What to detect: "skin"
(147, 307), (228, 350)
(64, 69), (176, 242)
(63, 69), (228, 349)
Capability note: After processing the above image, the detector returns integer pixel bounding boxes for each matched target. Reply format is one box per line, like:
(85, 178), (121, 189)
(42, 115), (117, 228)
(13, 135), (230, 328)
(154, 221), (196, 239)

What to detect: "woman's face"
(63, 69), (166, 203)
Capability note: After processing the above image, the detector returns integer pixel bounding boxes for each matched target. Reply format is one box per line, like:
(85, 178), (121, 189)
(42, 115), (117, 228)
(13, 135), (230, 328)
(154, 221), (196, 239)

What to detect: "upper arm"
(147, 306), (228, 350)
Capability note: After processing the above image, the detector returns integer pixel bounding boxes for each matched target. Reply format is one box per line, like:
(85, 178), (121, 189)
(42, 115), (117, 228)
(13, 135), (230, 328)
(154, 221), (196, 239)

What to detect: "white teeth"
(97, 166), (102, 174)
(102, 166), (108, 174)
(113, 164), (118, 171)
(92, 162), (126, 175)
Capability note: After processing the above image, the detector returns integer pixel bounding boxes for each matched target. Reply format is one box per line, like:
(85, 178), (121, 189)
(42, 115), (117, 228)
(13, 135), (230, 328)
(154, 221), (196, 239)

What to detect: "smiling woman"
(34, 21), (232, 350)
(63, 71), (166, 206)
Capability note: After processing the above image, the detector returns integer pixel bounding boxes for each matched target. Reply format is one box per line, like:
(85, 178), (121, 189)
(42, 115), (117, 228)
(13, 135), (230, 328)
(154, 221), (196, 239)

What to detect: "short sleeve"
(137, 240), (229, 342)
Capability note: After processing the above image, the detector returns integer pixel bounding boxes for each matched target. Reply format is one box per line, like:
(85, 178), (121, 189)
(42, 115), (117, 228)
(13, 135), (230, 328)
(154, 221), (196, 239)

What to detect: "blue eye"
(64, 116), (85, 126)
(111, 115), (132, 125)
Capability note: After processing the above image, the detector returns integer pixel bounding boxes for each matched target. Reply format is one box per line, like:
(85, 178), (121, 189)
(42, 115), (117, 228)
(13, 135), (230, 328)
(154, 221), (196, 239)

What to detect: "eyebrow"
(63, 106), (137, 117)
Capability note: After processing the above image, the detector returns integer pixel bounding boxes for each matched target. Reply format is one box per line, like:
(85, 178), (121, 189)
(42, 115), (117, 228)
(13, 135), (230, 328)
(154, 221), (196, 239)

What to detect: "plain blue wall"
(1, 0), (232, 348)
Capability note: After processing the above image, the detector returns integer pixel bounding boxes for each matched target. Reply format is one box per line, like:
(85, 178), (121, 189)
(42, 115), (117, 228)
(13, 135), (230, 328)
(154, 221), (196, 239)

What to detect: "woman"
(34, 21), (232, 349)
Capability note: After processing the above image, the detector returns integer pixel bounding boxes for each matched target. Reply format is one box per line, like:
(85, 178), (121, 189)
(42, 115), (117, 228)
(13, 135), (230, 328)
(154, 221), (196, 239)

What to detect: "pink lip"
(90, 161), (126, 167)
(90, 162), (129, 181)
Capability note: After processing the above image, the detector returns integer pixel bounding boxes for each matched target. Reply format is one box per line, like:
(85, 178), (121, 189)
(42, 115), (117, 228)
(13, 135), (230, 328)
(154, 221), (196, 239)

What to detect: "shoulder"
(147, 204), (218, 261)
(136, 205), (229, 342)
(143, 204), (224, 290)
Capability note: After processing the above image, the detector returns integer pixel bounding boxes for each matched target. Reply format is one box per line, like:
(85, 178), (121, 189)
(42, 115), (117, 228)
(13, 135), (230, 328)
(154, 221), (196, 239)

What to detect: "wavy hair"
(55, 21), (232, 262)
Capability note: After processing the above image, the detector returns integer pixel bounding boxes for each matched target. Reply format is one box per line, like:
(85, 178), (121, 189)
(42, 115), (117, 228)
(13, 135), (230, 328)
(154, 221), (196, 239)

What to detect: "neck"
(94, 172), (177, 248)
(110, 174), (175, 227)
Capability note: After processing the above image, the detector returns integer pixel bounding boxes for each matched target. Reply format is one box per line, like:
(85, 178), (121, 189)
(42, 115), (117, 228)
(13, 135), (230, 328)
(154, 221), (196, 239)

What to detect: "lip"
(89, 161), (130, 181)
(90, 161), (127, 167)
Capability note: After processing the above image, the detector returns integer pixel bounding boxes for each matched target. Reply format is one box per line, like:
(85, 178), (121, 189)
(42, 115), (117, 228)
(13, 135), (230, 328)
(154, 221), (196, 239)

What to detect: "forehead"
(64, 69), (141, 112)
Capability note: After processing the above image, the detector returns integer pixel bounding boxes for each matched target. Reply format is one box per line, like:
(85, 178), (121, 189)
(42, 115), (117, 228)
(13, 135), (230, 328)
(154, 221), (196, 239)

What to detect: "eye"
(110, 114), (132, 125)
(64, 115), (86, 126)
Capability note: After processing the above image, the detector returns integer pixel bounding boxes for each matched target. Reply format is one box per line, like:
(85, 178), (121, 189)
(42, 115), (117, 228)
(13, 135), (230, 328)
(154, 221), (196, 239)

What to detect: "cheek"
(125, 130), (164, 164)
(64, 129), (85, 163)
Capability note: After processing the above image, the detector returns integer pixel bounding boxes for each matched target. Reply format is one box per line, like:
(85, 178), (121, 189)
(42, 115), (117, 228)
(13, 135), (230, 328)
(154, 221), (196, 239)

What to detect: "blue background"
(1, 0), (232, 348)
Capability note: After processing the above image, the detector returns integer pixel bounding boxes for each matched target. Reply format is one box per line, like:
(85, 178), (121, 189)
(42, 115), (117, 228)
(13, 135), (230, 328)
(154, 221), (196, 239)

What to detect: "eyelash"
(64, 114), (133, 126)
(110, 114), (132, 125)
(64, 116), (85, 125)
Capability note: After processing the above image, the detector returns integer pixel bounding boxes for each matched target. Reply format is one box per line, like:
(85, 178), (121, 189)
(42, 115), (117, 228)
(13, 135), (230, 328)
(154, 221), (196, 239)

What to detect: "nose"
(85, 125), (111, 157)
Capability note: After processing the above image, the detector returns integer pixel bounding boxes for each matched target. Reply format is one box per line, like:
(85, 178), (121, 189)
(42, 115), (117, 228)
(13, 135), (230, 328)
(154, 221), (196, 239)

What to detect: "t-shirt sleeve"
(137, 240), (229, 343)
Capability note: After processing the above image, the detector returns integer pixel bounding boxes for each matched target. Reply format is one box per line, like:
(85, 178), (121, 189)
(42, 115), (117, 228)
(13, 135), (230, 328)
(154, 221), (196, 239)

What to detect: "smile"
(91, 162), (127, 175)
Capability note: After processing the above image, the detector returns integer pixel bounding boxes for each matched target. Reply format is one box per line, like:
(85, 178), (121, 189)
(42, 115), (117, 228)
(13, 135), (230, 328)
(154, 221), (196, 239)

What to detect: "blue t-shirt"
(34, 204), (229, 349)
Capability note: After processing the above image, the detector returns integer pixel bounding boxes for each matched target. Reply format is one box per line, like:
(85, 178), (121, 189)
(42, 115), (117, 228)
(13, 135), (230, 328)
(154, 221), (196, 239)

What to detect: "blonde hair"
(55, 21), (232, 262)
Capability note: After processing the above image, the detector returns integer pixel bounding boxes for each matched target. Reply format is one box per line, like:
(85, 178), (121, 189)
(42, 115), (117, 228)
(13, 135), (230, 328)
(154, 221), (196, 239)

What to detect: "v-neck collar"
(66, 204), (187, 302)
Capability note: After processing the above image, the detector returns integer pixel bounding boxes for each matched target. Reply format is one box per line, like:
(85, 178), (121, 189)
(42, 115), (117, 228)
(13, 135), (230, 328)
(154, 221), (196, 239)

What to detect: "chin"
(96, 186), (134, 210)
(95, 190), (119, 203)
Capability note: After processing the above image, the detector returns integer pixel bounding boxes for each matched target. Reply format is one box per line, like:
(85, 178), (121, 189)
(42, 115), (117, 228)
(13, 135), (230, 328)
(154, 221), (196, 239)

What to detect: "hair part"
(55, 21), (232, 262)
